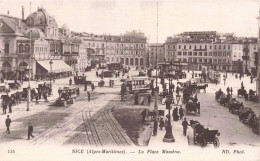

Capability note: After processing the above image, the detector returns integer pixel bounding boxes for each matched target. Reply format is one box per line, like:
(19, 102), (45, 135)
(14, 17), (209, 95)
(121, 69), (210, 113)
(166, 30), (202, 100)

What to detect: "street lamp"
(49, 60), (53, 95)
(163, 95), (175, 142)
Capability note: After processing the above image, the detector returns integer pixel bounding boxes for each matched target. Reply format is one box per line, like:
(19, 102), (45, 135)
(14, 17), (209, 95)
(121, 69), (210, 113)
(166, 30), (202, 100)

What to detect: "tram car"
(208, 70), (221, 83)
(55, 86), (79, 107)
(74, 76), (86, 85)
(121, 76), (155, 94)
(99, 70), (114, 78)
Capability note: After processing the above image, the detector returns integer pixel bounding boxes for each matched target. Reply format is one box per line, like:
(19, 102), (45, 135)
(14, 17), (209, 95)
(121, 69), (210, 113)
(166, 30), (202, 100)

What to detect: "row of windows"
(106, 57), (144, 66)
(181, 58), (230, 64)
(87, 43), (145, 49)
(178, 51), (231, 57)
(107, 50), (145, 55)
(178, 44), (231, 50)
(35, 47), (48, 52)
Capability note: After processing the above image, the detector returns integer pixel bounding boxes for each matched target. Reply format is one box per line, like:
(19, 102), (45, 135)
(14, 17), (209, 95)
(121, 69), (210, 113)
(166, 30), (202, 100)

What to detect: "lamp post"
(163, 60), (175, 142)
(49, 60), (53, 95)
(163, 95), (175, 142)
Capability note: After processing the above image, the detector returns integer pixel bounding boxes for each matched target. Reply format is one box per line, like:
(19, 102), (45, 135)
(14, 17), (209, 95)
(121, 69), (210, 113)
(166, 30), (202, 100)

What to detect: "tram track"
(82, 107), (132, 146)
(82, 108), (103, 147)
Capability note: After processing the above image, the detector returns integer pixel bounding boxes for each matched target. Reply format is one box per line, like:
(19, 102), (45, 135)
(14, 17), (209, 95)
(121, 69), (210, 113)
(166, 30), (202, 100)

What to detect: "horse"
(215, 90), (224, 101)
(197, 84), (208, 92)
(237, 88), (246, 97)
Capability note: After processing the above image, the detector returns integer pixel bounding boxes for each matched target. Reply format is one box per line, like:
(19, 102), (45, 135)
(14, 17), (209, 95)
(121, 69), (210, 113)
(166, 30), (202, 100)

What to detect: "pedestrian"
(91, 83), (94, 91)
(87, 92), (90, 102)
(223, 77), (226, 86)
(84, 82), (87, 91)
(182, 118), (189, 136)
(76, 88), (80, 97)
(43, 91), (48, 102)
(159, 117), (164, 130)
(226, 87), (230, 95)
(179, 106), (184, 120)
(244, 92), (248, 101)
(239, 74), (241, 80)
(153, 118), (158, 136)
(8, 101), (12, 113)
(58, 87), (62, 97)
(147, 94), (151, 105)
(5, 115), (11, 134)
(69, 78), (72, 86)
(96, 71), (98, 77)
(28, 123), (34, 140)
(241, 81), (244, 89)
(250, 76), (253, 84)
(3, 101), (7, 114)
(197, 102), (200, 114)
(230, 87), (233, 95)
(35, 93), (39, 104)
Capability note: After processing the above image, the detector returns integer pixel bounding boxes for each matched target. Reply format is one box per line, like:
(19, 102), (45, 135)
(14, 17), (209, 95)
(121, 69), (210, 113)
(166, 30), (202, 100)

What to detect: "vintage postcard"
(0, 0), (260, 161)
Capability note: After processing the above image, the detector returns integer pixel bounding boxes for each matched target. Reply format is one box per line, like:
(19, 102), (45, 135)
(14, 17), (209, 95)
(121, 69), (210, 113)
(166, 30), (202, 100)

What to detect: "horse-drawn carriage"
(55, 87), (79, 107)
(196, 84), (208, 92)
(237, 88), (247, 97)
(0, 85), (10, 93)
(248, 90), (258, 102)
(8, 82), (21, 90)
(228, 98), (243, 114)
(219, 94), (231, 107)
(190, 120), (220, 148)
(215, 90), (224, 101)
(251, 116), (260, 134)
(239, 107), (255, 125)
(186, 101), (200, 115)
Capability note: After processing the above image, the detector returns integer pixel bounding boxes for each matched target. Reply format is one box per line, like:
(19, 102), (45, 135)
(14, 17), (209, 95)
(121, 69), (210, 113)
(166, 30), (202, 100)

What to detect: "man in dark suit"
(5, 115), (11, 134)
(28, 123), (34, 140)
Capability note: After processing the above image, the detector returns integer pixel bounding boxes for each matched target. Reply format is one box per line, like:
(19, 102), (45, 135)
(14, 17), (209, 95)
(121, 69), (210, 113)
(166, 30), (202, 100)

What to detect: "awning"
(37, 60), (73, 73)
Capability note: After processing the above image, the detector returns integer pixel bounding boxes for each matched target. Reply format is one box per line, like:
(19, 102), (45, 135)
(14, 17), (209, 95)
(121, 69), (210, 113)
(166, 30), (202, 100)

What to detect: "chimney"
(22, 6), (24, 20)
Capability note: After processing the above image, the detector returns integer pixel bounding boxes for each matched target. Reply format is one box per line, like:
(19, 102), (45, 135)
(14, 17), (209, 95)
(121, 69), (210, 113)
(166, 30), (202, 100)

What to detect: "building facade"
(81, 31), (147, 69)
(148, 43), (165, 67)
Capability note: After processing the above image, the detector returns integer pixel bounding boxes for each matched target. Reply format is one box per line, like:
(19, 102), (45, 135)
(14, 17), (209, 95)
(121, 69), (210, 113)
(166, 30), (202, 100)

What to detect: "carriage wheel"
(200, 138), (207, 147)
(213, 138), (220, 148)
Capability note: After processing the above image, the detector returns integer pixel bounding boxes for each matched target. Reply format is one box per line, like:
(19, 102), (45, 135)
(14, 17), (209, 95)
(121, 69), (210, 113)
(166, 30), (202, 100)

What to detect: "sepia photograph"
(0, 0), (260, 160)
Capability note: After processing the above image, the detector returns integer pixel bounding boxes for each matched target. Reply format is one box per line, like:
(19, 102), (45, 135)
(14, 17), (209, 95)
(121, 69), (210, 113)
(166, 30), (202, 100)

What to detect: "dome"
(25, 8), (58, 27)
(70, 36), (82, 44)
(62, 24), (69, 30)
(25, 28), (45, 40)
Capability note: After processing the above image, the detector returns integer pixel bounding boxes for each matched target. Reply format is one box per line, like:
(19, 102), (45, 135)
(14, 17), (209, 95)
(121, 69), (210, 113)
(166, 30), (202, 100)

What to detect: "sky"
(0, 0), (259, 42)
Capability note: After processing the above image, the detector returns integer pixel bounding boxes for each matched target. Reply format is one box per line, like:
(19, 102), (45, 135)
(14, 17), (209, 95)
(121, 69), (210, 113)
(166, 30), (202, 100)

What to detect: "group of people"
(226, 86), (233, 96)
(5, 115), (34, 140)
